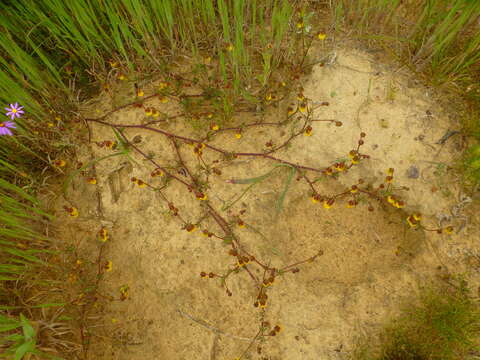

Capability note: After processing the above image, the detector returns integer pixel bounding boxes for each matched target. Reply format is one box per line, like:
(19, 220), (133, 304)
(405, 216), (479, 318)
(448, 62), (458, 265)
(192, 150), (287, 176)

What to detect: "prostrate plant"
(81, 74), (455, 358)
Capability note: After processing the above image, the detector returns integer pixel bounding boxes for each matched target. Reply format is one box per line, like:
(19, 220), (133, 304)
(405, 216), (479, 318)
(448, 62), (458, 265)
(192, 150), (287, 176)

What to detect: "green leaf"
(14, 339), (35, 360)
(20, 314), (35, 341)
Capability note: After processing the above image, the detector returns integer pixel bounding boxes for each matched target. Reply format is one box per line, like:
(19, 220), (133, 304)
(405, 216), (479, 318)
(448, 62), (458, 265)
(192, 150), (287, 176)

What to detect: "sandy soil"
(52, 45), (480, 360)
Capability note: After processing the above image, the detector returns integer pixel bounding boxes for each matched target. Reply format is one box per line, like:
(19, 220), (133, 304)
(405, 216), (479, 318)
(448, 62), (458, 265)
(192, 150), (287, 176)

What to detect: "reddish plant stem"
(170, 137), (198, 187)
(86, 118), (325, 173)
(117, 130), (193, 189)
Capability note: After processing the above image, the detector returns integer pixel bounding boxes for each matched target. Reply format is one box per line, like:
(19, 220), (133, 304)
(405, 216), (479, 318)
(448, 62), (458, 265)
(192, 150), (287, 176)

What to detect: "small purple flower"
(0, 121), (16, 136)
(5, 103), (24, 120)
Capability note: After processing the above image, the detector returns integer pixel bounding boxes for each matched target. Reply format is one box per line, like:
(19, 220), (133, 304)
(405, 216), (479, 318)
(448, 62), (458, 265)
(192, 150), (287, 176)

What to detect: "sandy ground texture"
(53, 46), (480, 360)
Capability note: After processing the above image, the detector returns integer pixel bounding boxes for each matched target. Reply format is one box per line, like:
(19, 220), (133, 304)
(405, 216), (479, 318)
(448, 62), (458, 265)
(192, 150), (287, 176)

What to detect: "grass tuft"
(353, 279), (480, 360)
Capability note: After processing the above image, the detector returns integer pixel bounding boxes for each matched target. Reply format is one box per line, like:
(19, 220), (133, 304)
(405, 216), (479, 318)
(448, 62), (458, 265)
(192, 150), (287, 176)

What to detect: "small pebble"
(407, 165), (420, 179)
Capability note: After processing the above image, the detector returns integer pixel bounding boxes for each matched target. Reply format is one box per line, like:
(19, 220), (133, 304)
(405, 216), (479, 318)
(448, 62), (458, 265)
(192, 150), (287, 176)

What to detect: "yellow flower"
(387, 195), (395, 204)
(196, 192), (207, 201)
(323, 199), (334, 209)
(297, 93), (305, 101)
(104, 261), (113, 272)
(444, 226), (454, 234)
(385, 176), (394, 183)
(151, 169), (164, 177)
(54, 159), (66, 167)
(47, 122), (54, 128)
(120, 285), (129, 300)
(317, 33), (326, 40)
(204, 56), (212, 64)
(87, 177), (97, 185)
(108, 59), (118, 68)
(144, 108), (153, 116)
(350, 186), (358, 193)
(65, 206), (79, 218)
(237, 220), (245, 228)
(262, 278), (274, 287)
(287, 106), (296, 116)
(136, 89), (144, 97)
(226, 43), (234, 52)
(310, 194), (321, 204)
(158, 82), (169, 90)
(131, 177), (147, 188)
(76, 259), (82, 265)
(211, 124), (219, 131)
(351, 156), (360, 165)
(265, 93), (273, 101)
(406, 215), (418, 228)
(413, 213), (422, 221)
(99, 228), (109, 242)
(387, 168), (395, 176)
(299, 102), (307, 113)
(235, 132), (242, 139)
(117, 74), (126, 81)
(55, 115), (62, 121)
(304, 126), (313, 136)
(152, 109), (160, 117)
(393, 200), (404, 209)
(105, 140), (118, 149)
(296, 22), (304, 29)
(185, 224), (196, 233)
(159, 96), (168, 103)
(334, 163), (346, 172)
(346, 200), (357, 208)
(206, 112), (214, 118)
